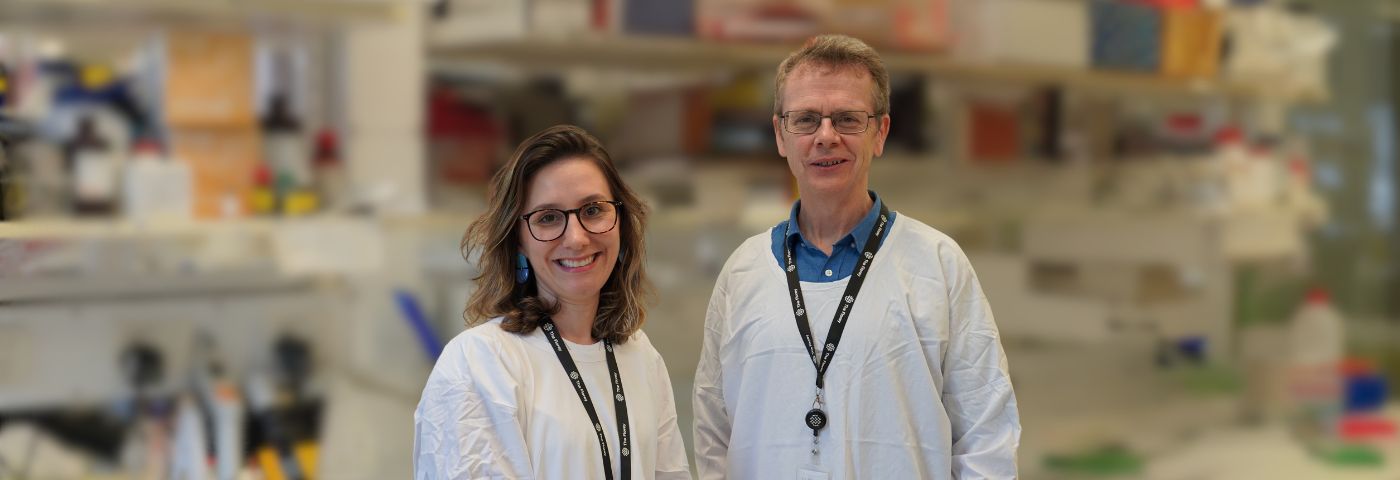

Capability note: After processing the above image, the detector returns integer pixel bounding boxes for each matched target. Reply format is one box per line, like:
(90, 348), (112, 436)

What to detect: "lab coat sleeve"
(414, 333), (534, 480)
(651, 348), (694, 480)
(939, 246), (1021, 480)
(693, 274), (732, 480)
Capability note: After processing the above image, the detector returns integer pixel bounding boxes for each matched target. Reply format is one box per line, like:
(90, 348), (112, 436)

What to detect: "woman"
(414, 125), (690, 480)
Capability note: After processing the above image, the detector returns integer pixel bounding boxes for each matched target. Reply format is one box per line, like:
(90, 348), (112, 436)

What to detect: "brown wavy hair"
(462, 125), (650, 344)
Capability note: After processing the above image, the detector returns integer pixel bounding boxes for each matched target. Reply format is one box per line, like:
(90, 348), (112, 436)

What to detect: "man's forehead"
(789, 61), (872, 81)
(784, 65), (876, 109)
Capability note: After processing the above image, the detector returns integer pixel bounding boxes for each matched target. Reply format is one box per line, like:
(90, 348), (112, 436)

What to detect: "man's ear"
(773, 114), (787, 158)
(873, 113), (890, 157)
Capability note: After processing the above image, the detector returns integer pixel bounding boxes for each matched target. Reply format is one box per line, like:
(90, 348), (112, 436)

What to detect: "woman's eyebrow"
(526, 193), (610, 211)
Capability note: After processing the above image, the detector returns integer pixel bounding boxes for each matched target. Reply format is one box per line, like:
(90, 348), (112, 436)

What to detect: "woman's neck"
(550, 296), (599, 345)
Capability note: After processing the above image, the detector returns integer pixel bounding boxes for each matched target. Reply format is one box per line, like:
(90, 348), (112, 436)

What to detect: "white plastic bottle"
(122, 139), (192, 222)
(1288, 287), (1345, 439)
(169, 394), (213, 480)
(1290, 288), (1344, 366)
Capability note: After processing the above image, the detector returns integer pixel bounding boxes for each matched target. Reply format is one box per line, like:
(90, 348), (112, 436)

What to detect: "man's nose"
(813, 117), (841, 148)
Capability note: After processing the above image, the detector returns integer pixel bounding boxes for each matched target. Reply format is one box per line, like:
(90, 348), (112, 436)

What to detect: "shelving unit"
(0, 272), (315, 303)
(0, 0), (405, 27)
(0, 213), (465, 240)
(0, 217), (287, 240)
(429, 35), (1328, 103)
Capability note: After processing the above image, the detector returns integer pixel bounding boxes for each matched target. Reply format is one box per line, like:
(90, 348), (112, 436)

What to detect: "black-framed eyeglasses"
(780, 110), (877, 135)
(519, 200), (624, 242)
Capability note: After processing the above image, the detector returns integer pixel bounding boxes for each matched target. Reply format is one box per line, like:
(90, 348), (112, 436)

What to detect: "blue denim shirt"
(769, 191), (895, 283)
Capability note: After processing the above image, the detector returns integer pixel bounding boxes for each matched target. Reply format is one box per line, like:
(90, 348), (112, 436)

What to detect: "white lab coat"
(693, 215), (1020, 479)
(415, 318), (691, 480)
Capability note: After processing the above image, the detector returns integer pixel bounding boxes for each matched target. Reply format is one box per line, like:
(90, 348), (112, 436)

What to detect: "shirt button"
(824, 269), (834, 277)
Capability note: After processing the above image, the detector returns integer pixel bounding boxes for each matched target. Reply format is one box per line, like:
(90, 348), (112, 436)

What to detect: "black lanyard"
(782, 202), (890, 443)
(541, 319), (631, 480)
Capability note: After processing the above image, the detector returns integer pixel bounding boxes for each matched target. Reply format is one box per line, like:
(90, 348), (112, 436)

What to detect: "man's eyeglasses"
(779, 110), (876, 135)
(519, 200), (623, 242)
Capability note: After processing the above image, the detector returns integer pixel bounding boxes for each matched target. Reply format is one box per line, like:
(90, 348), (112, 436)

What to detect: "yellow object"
(1161, 8), (1224, 79)
(254, 443), (319, 480)
(80, 65), (115, 90)
(257, 447), (286, 480)
(282, 190), (319, 216)
(250, 187), (277, 215)
(0, 76), (9, 93)
(710, 72), (765, 110)
(295, 442), (320, 480)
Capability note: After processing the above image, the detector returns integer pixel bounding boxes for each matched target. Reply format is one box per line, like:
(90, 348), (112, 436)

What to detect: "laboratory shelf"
(0, 0), (403, 27)
(430, 35), (1326, 104)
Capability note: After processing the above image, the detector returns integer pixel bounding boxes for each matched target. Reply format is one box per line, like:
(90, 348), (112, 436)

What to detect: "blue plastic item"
(1176, 336), (1207, 363)
(395, 289), (445, 362)
(1345, 372), (1388, 413)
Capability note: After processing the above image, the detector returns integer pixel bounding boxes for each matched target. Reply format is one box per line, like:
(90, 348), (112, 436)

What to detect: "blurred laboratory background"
(0, 0), (1397, 478)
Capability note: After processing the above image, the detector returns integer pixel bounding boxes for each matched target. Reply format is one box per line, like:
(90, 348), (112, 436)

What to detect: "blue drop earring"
(516, 253), (531, 284)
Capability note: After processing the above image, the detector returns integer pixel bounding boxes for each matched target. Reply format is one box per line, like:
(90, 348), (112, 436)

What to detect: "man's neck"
(796, 189), (872, 256)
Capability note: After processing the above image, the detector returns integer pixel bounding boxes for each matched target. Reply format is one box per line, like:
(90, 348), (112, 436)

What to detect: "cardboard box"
(967, 101), (1021, 165)
(890, 0), (951, 51)
(429, 0), (528, 44)
(951, 0), (1089, 68)
(430, 0), (616, 44)
(829, 0), (950, 51)
(164, 32), (256, 128)
(1091, 0), (1163, 72)
(1161, 7), (1223, 78)
(625, 0), (694, 35)
(169, 128), (261, 219)
(696, 0), (826, 42)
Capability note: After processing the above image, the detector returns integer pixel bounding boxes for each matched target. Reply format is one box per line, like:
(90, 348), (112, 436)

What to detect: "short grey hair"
(773, 34), (890, 116)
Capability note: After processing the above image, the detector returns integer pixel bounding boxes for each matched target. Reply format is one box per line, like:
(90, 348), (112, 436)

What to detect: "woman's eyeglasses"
(519, 200), (623, 242)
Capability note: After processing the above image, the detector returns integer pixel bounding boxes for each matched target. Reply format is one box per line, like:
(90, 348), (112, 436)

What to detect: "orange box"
(170, 128), (261, 218)
(968, 102), (1020, 165)
(829, 0), (950, 52)
(891, 0), (950, 51)
(165, 31), (256, 128)
(1161, 8), (1223, 78)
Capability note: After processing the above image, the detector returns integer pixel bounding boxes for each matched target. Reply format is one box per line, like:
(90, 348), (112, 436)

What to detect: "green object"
(1232, 263), (1310, 329)
(1316, 444), (1384, 468)
(1044, 445), (1144, 476)
(1173, 364), (1243, 395)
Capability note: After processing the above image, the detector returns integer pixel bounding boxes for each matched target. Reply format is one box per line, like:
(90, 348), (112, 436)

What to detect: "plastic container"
(1288, 287), (1345, 440)
(1290, 288), (1344, 367)
(122, 139), (192, 222)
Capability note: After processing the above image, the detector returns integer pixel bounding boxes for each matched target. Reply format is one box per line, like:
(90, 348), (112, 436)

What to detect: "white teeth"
(558, 254), (597, 268)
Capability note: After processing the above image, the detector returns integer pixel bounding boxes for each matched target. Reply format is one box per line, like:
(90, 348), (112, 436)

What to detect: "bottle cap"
(1305, 287), (1331, 305)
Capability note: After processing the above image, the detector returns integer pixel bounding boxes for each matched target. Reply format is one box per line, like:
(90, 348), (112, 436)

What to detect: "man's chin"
(798, 181), (861, 198)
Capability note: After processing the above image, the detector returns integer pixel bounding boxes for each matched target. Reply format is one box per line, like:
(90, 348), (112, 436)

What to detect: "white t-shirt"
(693, 215), (1021, 479)
(415, 318), (691, 480)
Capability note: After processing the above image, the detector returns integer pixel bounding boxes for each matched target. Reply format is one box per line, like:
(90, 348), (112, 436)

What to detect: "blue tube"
(395, 289), (445, 362)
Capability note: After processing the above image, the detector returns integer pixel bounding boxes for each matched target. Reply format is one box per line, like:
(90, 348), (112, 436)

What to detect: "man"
(693, 35), (1020, 479)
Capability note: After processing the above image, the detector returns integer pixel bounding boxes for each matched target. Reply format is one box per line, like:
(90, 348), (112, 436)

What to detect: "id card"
(797, 465), (829, 480)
